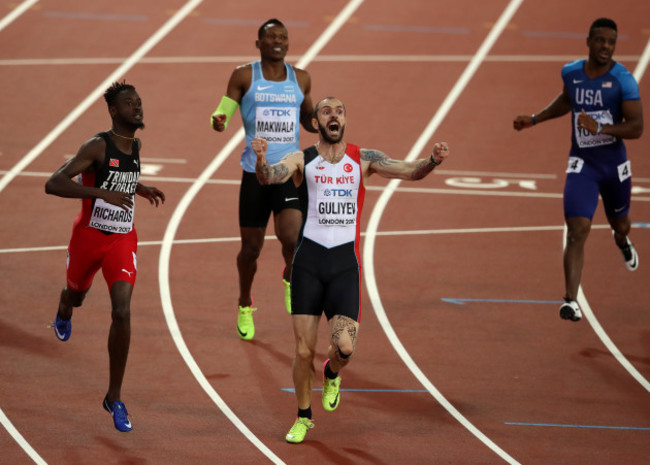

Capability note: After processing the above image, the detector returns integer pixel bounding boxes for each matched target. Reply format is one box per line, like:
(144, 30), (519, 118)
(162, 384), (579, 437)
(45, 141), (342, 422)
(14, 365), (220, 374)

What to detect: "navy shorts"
(238, 171), (301, 228)
(291, 238), (361, 322)
(563, 156), (631, 220)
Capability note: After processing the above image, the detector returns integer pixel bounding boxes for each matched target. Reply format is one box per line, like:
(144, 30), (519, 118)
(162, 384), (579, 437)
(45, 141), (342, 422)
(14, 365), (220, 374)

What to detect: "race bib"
(574, 110), (616, 148)
(566, 156), (584, 174)
(617, 160), (632, 182)
(88, 197), (135, 234)
(316, 185), (358, 226)
(255, 106), (296, 144)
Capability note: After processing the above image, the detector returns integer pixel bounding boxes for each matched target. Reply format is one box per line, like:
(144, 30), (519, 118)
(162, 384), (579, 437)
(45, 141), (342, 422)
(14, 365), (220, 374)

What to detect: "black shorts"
(291, 238), (361, 322)
(239, 171), (302, 228)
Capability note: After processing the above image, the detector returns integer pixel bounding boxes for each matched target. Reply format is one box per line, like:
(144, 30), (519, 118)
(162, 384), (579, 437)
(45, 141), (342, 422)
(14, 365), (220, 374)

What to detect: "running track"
(1, 0), (649, 464)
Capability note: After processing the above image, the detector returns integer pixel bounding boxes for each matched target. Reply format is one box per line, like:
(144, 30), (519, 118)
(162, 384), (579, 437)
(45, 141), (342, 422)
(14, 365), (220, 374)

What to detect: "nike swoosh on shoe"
(329, 392), (340, 409)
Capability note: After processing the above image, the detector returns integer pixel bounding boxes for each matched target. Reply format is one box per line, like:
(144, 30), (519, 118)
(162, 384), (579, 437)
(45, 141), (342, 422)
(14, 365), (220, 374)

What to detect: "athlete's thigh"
(600, 166), (632, 218)
(239, 171), (272, 228)
(66, 226), (105, 292)
(271, 177), (301, 215)
(563, 171), (600, 220)
(101, 229), (138, 291)
(273, 208), (301, 245)
(291, 265), (325, 316)
(324, 266), (360, 322)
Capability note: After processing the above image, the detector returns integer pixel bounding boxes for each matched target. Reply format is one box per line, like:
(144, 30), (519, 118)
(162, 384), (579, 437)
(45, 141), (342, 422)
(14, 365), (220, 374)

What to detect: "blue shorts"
(563, 156), (631, 220)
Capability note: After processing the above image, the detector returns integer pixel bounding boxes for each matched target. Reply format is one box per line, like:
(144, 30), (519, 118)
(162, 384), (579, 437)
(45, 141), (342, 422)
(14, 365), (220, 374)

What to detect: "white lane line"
(363, 1), (525, 464)
(0, 0), (204, 194)
(156, 1), (365, 463)
(0, 54), (644, 66)
(0, 0), (38, 33)
(571, 35), (650, 394)
(0, 1), (205, 464)
(0, 409), (46, 465)
(1, 223), (627, 255)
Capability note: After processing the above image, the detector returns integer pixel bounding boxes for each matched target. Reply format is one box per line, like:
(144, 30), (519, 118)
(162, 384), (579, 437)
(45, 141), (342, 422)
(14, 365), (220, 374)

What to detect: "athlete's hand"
(102, 190), (134, 211)
(136, 184), (166, 207)
(513, 115), (534, 131)
(252, 137), (268, 159)
(431, 142), (449, 165)
(211, 113), (227, 132)
(577, 109), (598, 134)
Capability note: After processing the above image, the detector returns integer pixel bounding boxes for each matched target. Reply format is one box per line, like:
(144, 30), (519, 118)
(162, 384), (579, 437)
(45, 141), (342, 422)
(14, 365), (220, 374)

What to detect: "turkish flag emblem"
(110, 158), (119, 167)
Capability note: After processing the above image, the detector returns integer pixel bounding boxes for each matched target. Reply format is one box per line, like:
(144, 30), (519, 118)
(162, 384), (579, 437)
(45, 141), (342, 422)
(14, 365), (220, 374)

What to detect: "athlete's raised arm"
(362, 142), (449, 181)
(252, 137), (304, 185)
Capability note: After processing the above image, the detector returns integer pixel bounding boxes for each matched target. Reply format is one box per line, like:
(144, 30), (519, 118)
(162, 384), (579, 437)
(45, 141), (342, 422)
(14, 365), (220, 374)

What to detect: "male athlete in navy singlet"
(513, 18), (643, 322)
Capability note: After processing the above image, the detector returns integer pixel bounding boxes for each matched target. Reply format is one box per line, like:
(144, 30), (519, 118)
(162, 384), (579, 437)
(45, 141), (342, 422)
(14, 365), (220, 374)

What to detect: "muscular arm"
(295, 68), (318, 133)
(362, 143), (449, 181)
(252, 137), (304, 185)
(513, 88), (572, 130)
(212, 65), (252, 132)
(45, 137), (134, 210)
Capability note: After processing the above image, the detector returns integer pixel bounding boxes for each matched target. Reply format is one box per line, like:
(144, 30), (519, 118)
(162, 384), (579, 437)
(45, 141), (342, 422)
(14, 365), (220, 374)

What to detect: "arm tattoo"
(269, 164), (290, 183)
(361, 149), (387, 163)
(411, 159), (434, 180)
(362, 149), (399, 169)
(258, 159), (290, 184)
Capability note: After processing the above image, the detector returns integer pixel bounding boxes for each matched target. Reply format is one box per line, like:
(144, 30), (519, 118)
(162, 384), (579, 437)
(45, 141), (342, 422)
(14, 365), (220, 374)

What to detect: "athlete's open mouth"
(328, 121), (340, 132)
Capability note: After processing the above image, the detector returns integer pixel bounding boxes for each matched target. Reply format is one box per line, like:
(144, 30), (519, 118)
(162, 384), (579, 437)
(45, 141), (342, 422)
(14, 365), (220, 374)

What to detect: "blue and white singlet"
(239, 60), (304, 172)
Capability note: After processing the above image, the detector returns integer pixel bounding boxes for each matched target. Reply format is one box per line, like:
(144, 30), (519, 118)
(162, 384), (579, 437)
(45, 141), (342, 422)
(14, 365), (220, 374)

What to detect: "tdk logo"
(262, 108), (292, 117)
(324, 189), (353, 197)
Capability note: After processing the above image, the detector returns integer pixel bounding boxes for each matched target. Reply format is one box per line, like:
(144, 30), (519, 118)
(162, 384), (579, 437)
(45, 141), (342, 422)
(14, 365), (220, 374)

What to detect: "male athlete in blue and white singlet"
(514, 18), (643, 322)
(211, 19), (317, 340)
(252, 96), (450, 444)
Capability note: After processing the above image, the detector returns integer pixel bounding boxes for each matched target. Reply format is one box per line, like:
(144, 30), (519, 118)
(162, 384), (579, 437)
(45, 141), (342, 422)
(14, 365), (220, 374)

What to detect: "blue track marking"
(441, 298), (564, 305)
(506, 421), (650, 431)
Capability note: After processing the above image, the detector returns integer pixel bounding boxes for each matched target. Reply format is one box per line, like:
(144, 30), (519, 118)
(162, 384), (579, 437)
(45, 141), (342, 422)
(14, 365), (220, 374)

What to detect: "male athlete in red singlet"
(45, 81), (165, 433)
(253, 96), (450, 444)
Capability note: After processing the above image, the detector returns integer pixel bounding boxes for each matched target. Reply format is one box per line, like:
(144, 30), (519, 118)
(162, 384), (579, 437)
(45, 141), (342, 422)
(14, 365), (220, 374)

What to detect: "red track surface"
(1, 1), (649, 464)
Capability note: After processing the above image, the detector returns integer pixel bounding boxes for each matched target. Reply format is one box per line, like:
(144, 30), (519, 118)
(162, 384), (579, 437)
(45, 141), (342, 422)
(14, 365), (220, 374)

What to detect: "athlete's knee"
(335, 343), (354, 362)
(238, 241), (263, 261)
(609, 215), (631, 236)
(295, 337), (317, 363)
(566, 220), (590, 244)
(111, 303), (131, 324)
(295, 345), (316, 364)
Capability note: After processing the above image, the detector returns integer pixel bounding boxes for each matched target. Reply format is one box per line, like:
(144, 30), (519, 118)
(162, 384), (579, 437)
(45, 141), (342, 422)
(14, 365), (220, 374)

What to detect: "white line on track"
(0, 0), (38, 33)
(0, 0), (204, 194)
(6, 223), (611, 255)
(0, 54), (644, 66)
(156, 1), (364, 463)
(363, 0), (525, 464)
(570, 34), (650, 394)
(0, 1), (205, 463)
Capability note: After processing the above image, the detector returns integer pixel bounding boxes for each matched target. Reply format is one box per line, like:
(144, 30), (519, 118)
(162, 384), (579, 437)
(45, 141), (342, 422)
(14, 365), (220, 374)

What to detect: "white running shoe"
(559, 299), (582, 322)
(619, 237), (639, 271)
